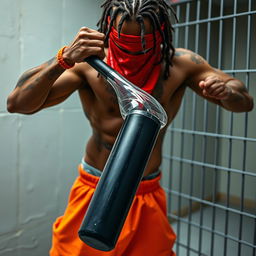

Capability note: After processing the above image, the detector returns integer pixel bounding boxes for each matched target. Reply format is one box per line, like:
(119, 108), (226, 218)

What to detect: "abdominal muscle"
(83, 122), (165, 177)
(78, 60), (186, 177)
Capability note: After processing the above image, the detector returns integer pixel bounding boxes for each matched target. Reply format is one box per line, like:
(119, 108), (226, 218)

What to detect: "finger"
(79, 27), (97, 33)
(199, 81), (205, 88)
(204, 83), (218, 94)
(203, 78), (220, 88)
(202, 88), (219, 98)
(214, 91), (229, 100)
(199, 76), (220, 88)
(205, 83), (224, 94)
(216, 86), (232, 99)
(207, 86), (225, 96)
(78, 29), (105, 40)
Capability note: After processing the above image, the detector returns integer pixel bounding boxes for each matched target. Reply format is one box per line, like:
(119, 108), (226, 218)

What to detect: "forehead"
(113, 13), (154, 35)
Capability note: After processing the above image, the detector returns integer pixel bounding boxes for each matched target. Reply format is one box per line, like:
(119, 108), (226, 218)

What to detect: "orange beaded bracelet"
(56, 46), (74, 69)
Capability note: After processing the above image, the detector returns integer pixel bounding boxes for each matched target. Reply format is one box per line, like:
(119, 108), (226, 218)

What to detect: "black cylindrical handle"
(78, 112), (161, 251)
(84, 56), (115, 80)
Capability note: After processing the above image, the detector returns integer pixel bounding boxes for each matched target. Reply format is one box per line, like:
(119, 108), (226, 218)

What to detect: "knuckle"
(78, 32), (87, 39)
(81, 46), (88, 53)
(99, 41), (104, 47)
(79, 39), (87, 45)
(78, 33), (83, 39)
(100, 33), (106, 39)
(80, 26), (89, 31)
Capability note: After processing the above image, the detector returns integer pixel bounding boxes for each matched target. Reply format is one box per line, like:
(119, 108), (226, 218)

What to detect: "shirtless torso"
(7, 24), (253, 177)
(79, 49), (200, 176)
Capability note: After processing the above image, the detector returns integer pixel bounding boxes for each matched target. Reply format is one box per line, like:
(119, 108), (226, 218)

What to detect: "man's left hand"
(199, 76), (232, 100)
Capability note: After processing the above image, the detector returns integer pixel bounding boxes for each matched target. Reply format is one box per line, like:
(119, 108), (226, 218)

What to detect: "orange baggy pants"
(50, 164), (176, 256)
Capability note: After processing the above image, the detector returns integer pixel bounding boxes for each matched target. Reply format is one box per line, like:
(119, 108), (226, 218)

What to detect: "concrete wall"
(0, 0), (101, 255)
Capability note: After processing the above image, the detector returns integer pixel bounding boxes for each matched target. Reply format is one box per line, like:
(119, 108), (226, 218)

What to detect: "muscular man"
(7, 0), (253, 255)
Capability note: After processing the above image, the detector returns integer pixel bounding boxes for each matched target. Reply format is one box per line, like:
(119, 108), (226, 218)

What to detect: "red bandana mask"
(107, 26), (163, 94)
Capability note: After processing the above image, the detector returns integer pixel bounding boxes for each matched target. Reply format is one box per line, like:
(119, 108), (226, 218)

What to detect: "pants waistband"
(78, 164), (161, 195)
(81, 158), (161, 181)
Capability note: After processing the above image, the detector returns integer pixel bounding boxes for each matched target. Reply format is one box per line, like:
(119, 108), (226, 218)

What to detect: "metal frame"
(165, 0), (256, 255)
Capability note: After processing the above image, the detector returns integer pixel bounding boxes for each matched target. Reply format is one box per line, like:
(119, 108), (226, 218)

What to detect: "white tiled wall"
(0, 0), (100, 255)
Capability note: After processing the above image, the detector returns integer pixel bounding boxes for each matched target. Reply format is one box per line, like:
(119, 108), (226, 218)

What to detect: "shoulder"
(171, 48), (215, 79)
(173, 48), (206, 67)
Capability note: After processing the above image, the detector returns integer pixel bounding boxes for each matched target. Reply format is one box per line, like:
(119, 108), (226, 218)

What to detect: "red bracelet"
(56, 46), (74, 69)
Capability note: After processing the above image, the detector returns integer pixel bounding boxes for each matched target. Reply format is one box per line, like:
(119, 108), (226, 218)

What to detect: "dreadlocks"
(97, 0), (176, 79)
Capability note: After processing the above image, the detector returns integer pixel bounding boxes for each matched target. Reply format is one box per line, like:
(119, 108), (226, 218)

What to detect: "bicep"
(175, 48), (232, 87)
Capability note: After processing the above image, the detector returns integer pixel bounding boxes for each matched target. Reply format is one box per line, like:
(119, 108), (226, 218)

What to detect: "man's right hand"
(62, 27), (106, 66)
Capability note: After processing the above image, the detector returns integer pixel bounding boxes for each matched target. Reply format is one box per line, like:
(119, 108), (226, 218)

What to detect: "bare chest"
(79, 66), (187, 131)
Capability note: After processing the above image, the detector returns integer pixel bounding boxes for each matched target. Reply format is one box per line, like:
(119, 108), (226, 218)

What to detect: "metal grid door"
(161, 0), (256, 255)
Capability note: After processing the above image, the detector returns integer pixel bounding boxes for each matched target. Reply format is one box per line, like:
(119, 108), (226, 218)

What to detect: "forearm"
(7, 57), (65, 114)
(220, 79), (254, 112)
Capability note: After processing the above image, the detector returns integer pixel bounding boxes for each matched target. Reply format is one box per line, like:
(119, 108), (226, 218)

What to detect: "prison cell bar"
(167, 0), (256, 255)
